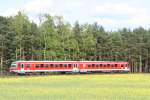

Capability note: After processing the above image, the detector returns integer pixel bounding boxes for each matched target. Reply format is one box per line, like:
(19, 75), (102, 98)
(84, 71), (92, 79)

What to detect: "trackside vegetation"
(0, 11), (150, 74)
(0, 74), (150, 100)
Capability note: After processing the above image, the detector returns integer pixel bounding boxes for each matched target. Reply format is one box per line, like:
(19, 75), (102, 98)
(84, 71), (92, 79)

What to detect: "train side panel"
(10, 61), (130, 74)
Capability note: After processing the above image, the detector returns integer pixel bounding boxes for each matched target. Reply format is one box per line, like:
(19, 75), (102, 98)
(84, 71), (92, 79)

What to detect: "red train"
(10, 61), (130, 74)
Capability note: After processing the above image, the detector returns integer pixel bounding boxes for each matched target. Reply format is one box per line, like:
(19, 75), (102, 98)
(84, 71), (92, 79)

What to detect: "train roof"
(13, 61), (128, 63)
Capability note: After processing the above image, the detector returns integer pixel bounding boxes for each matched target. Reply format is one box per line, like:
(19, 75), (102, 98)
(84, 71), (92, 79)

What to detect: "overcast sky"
(0, 0), (150, 31)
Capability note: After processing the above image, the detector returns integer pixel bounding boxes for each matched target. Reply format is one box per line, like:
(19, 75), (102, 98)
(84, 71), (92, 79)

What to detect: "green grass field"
(0, 74), (150, 100)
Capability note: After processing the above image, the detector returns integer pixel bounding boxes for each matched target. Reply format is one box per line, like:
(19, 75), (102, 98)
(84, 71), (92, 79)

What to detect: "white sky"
(0, 0), (150, 31)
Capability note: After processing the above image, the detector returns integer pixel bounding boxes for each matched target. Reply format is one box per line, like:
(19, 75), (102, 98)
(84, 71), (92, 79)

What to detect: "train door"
(20, 63), (25, 74)
(21, 64), (24, 70)
(72, 64), (79, 73)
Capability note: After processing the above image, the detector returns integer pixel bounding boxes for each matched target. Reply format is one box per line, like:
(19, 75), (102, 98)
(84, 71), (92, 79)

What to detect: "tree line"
(0, 12), (150, 74)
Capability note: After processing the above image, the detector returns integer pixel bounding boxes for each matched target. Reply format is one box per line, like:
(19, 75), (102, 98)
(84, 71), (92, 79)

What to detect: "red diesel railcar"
(10, 61), (130, 74)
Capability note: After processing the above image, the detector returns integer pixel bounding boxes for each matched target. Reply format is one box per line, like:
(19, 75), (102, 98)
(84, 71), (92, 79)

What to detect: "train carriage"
(10, 61), (130, 74)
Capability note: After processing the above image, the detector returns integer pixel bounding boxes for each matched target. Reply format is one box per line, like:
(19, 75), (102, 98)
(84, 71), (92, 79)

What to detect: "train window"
(68, 66), (72, 68)
(108, 64), (110, 68)
(21, 64), (24, 68)
(126, 64), (128, 67)
(104, 64), (106, 68)
(111, 64), (114, 68)
(68, 66), (71, 68)
(36, 64), (39, 68)
(26, 64), (30, 68)
(92, 64), (95, 68)
(55, 64), (58, 68)
(64, 64), (67, 68)
(60, 64), (63, 68)
(96, 64), (99, 68)
(68, 64), (72, 68)
(121, 64), (124, 67)
(45, 64), (49, 68)
(40, 64), (44, 68)
(88, 64), (91, 68)
(100, 64), (102, 68)
(50, 64), (53, 68)
(115, 64), (118, 68)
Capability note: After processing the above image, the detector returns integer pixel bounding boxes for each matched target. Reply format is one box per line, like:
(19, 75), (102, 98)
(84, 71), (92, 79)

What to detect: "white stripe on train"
(11, 68), (130, 73)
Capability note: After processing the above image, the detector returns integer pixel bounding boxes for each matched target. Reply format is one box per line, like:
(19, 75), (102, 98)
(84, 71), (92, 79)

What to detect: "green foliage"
(0, 12), (150, 73)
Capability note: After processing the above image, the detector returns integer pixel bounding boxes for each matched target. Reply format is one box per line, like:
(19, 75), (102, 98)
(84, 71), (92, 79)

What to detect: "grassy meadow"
(0, 74), (150, 100)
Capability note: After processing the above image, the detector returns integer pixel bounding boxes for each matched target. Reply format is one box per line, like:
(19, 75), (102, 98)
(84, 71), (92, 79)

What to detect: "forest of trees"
(0, 12), (150, 75)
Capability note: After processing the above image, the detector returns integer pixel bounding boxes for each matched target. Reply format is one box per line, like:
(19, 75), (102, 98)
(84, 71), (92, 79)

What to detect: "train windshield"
(11, 62), (16, 68)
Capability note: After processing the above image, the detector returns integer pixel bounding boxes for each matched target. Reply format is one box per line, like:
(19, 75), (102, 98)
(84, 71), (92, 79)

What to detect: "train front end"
(10, 62), (17, 73)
